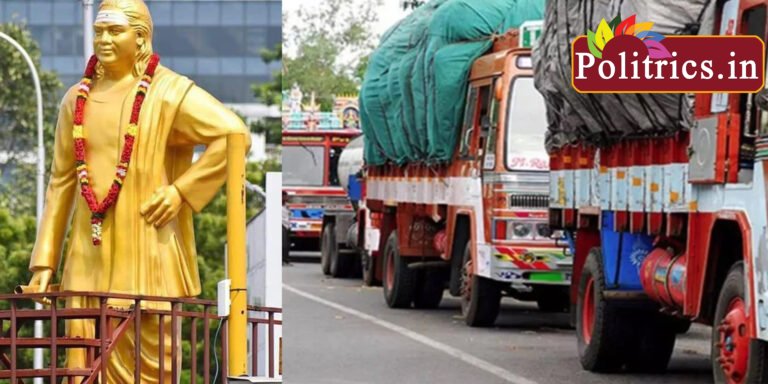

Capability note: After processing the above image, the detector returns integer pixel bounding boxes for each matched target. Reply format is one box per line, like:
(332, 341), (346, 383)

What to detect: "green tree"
(0, 23), (63, 216)
(284, 0), (382, 110)
(251, 43), (282, 145)
(0, 207), (37, 369)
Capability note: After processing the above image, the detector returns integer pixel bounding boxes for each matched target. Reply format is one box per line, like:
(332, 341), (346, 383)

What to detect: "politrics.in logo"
(586, 15), (671, 60)
(572, 14), (765, 93)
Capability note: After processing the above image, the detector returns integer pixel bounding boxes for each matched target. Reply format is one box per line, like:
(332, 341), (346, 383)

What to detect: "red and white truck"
(542, 0), (768, 380)
(360, 28), (573, 326)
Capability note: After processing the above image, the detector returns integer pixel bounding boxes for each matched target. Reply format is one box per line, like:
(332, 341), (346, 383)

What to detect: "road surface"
(283, 261), (713, 384)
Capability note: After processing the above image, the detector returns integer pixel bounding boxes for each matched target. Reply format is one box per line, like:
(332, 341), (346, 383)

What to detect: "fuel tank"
(338, 135), (365, 194)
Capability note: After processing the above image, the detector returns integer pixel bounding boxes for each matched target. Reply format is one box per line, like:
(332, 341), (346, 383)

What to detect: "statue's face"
(93, 9), (140, 67)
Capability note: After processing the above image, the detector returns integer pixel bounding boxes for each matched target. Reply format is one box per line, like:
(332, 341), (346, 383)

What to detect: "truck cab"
(544, 1), (768, 380)
(454, 30), (572, 320)
(282, 128), (360, 252)
(364, 23), (573, 326)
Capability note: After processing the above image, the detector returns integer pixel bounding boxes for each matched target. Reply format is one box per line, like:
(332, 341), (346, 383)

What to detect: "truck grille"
(509, 194), (549, 209)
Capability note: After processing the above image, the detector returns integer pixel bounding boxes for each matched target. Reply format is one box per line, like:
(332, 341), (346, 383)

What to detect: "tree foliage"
(0, 23), (63, 215)
(251, 43), (282, 145)
(284, 0), (382, 110)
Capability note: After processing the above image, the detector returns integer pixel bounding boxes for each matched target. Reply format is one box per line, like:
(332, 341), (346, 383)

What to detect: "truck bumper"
(487, 245), (573, 285)
(290, 219), (322, 238)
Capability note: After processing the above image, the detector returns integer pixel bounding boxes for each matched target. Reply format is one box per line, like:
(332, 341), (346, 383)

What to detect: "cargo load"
(532, 0), (714, 151)
(360, 0), (545, 166)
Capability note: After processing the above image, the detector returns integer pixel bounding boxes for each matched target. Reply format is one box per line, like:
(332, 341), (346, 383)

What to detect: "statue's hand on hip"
(140, 185), (183, 228)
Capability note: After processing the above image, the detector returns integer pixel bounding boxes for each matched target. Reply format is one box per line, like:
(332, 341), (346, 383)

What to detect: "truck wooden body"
(549, 1), (768, 380)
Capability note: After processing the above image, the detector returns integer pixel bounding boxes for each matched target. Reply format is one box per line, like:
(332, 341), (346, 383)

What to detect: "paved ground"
(283, 260), (713, 384)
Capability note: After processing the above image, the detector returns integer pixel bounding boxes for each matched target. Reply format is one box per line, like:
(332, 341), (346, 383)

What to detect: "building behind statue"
(0, 0), (280, 161)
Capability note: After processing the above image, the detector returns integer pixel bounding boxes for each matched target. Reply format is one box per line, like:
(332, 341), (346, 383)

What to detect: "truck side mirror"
(756, 88), (768, 111)
(481, 115), (491, 132)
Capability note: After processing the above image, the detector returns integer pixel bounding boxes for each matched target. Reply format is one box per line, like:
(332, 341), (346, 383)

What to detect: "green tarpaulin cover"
(360, 0), (544, 166)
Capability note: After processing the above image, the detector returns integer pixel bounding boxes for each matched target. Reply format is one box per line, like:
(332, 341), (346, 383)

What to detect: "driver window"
(476, 85), (491, 156)
(739, 4), (766, 183)
(484, 78), (501, 169)
(460, 87), (479, 157)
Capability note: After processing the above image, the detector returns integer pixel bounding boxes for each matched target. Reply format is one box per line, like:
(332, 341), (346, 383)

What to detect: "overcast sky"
(282, 0), (410, 56)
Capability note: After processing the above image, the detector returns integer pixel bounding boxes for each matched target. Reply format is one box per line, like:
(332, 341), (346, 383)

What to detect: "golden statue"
(25, 0), (250, 381)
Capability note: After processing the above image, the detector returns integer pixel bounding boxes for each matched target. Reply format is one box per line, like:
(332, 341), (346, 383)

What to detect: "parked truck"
(538, 0), (768, 380)
(320, 135), (367, 278)
(358, 0), (571, 327)
(281, 88), (363, 254)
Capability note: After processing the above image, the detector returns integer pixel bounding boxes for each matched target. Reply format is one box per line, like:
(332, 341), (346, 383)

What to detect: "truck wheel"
(671, 317), (692, 334)
(413, 269), (446, 309)
(746, 339), (768, 384)
(577, 247), (629, 372)
(711, 262), (767, 383)
(331, 250), (356, 279)
(362, 251), (381, 286)
(320, 223), (334, 276)
(534, 285), (571, 313)
(623, 313), (676, 373)
(460, 242), (501, 327)
(382, 232), (416, 308)
(282, 226), (291, 264)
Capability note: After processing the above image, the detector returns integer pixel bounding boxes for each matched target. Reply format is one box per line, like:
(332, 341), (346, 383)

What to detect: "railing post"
(226, 133), (248, 376)
(10, 300), (16, 384)
(51, 300), (58, 383)
(268, 312), (274, 378)
(134, 299), (142, 383)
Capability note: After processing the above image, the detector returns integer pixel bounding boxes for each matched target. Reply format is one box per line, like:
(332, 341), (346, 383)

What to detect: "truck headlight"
(536, 223), (552, 238)
(508, 222), (533, 239)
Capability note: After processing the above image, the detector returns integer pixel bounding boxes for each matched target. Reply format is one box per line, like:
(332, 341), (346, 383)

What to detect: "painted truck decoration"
(281, 86), (362, 250)
(359, 22), (573, 327)
(545, 1), (768, 382)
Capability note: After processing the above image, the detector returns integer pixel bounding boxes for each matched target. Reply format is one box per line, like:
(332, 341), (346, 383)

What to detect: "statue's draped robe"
(30, 65), (249, 383)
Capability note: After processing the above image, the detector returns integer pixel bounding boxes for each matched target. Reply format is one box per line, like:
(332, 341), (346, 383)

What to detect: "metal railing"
(0, 291), (282, 383)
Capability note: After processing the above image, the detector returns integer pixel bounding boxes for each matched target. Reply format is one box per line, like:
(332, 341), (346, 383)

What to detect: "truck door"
(458, 81), (494, 247)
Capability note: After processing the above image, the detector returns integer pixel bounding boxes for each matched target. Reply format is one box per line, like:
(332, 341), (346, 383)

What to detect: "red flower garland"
(73, 54), (160, 245)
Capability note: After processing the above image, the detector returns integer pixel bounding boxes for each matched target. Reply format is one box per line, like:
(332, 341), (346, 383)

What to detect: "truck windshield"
(283, 145), (325, 186)
(505, 77), (549, 171)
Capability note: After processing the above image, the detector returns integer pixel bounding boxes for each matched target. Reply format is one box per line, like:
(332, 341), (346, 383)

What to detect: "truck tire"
(320, 222), (334, 276)
(577, 247), (631, 372)
(671, 317), (692, 334)
(623, 313), (677, 373)
(746, 339), (768, 384)
(382, 232), (416, 308)
(534, 285), (571, 313)
(413, 269), (446, 309)
(362, 251), (380, 286)
(711, 262), (768, 383)
(282, 226), (291, 264)
(330, 250), (355, 279)
(461, 242), (501, 327)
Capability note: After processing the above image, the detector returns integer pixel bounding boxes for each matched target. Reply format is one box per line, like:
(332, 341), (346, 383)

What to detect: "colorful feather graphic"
(586, 15), (670, 60)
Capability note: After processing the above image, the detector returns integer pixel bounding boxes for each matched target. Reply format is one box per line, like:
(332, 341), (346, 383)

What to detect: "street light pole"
(83, 0), (94, 62)
(0, 32), (45, 384)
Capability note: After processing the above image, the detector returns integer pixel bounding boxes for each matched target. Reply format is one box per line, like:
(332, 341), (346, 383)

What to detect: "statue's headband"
(95, 10), (130, 26)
